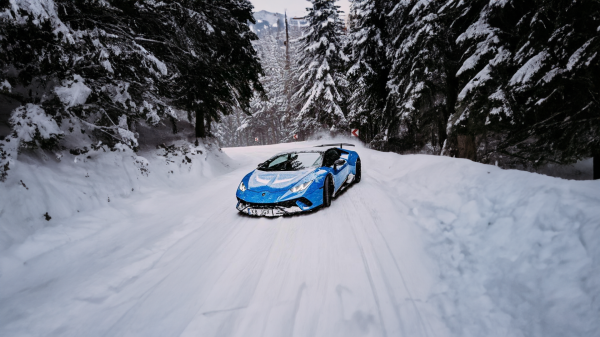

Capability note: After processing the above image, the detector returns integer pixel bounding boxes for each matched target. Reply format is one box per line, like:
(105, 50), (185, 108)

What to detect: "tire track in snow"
(339, 191), (388, 337)
(350, 177), (434, 337)
(104, 204), (250, 336)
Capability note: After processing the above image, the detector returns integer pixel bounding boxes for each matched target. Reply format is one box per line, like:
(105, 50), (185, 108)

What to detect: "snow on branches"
(293, 0), (349, 134)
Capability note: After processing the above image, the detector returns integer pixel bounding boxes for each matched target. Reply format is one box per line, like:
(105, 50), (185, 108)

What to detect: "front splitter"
(236, 201), (303, 217)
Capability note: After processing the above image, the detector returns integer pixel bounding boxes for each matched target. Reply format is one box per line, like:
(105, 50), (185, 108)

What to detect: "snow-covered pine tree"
(384, 0), (470, 154)
(151, 0), (264, 138)
(0, 0), (264, 180)
(238, 34), (288, 145)
(214, 21), (303, 147)
(445, 0), (516, 161)
(449, 0), (600, 167)
(179, 0), (264, 137)
(499, 0), (600, 166)
(346, 0), (389, 144)
(293, 0), (349, 136)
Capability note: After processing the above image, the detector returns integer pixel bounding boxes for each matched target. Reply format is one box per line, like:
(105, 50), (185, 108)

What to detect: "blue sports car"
(236, 144), (362, 216)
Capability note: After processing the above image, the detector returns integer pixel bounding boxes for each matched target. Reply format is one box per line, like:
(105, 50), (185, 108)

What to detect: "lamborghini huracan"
(236, 144), (361, 217)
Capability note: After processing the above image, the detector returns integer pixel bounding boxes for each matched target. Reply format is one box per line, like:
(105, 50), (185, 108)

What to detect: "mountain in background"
(250, 10), (307, 38)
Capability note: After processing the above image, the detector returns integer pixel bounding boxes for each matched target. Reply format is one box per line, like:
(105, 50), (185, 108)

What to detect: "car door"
(324, 148), (344, 191)
(333, 161), (348, 191)
(337, 152), (351, 185)
(332, 152), (351, 191)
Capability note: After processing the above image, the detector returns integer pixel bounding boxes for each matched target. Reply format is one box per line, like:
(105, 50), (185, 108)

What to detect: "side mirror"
(333, 159), (346, 169)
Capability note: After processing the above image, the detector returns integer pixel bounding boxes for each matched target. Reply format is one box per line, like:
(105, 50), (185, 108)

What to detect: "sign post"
(351, 129), (359, 137)
(254, 137), (258, 142)
(293, 134), (298, 140)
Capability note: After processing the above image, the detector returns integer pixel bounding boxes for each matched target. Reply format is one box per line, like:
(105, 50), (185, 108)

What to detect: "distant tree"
(293, 0), (349, 135)
(346, 0), (389, 144)
(214, 26), (302, 147)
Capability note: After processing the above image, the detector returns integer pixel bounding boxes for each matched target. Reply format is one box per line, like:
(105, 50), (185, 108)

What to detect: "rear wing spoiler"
(314, 143), (356, 149)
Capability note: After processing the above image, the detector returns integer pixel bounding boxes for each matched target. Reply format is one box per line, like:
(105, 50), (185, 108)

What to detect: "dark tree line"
(348, 0), (599, 171)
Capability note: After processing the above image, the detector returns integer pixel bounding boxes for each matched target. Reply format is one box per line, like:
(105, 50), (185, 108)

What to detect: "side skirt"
(332, 174), (355, 197)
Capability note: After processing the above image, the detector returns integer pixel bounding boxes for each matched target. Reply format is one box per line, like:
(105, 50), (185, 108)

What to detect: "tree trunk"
(206, 115), (211, 135)
(594, 155), (599, 180)
(195, 110), (205, 138)
(457, 134), (476, 161)
(285, 12), (290, 70)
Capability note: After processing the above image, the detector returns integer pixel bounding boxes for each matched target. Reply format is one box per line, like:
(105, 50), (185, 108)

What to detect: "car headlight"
(239, 181), (247, 191)
(290, 180), (313, 193)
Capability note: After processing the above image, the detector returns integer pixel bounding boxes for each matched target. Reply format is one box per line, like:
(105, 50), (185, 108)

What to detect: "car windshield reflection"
(258, 152), (323, 171)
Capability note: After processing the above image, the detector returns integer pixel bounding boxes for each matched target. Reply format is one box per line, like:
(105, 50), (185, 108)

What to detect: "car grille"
(238, 197), (313, 208)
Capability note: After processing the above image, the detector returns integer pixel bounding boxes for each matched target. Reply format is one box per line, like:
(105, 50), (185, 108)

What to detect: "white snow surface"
(0, 140), (598, 337)
(0, 80), (11, 92)
(509, 50), (549, 87)
(9, 104), (63, 142)
(54, 75), (92, 108)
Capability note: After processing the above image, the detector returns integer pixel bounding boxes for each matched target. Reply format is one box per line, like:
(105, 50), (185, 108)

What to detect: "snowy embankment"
(0, 140), (232, 251)
(366, 150), (600, 336)
(0, 140), (598, 337)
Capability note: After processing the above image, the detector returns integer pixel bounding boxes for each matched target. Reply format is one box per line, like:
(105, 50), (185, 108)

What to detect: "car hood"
(247, 168), (315, 192)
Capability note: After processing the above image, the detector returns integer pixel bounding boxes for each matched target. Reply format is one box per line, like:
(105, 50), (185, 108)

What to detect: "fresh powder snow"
(0, 140), (598, 337)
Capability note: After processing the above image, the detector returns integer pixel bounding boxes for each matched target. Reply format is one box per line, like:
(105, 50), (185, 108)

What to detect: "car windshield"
(258, 152), (323, 171)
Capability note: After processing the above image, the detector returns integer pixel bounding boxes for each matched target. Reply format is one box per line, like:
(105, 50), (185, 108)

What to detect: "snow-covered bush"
(9, 104), (63, 149)
(0, 0), (263, 180)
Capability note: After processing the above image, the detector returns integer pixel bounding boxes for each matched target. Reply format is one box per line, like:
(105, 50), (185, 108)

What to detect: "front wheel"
(354, 159), (362, 183)
(323, 175), (333, 207)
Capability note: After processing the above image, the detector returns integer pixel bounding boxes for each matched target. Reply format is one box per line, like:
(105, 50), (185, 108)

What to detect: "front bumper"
(236, 197), (314, 217)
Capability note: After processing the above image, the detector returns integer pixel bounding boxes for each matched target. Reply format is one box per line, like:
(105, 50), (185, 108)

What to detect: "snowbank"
(366, 152), (600, 337)
(0, 138), (597, 337)
(0, 139), (232, 251)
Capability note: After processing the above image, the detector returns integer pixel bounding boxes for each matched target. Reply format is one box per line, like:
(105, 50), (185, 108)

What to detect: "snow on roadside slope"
(364, 151), (600, 337)
(0, 139), (232, 252)
(0, 139), (597, 337)
(224, 140), (599, 336)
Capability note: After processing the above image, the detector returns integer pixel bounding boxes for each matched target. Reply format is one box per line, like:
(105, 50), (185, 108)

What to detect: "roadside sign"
(255, 137), (258, 142)
(293, 134), (298, 140)
(351, 129), (359, 137)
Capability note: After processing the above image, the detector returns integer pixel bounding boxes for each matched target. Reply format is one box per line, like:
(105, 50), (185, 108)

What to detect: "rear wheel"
(323, 175), (334, 207)
(354, 159), (362, 183)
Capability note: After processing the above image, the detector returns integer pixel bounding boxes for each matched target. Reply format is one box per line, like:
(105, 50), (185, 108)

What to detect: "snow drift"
(0, 140), (598, 337)
(0, 139), (231, 251)
(365, 150), (600, 337)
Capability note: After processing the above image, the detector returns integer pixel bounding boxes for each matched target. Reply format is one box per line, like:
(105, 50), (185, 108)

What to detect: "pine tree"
(0, 0), (264, 180)
(449, 0), (600, 167)
(346, 0), (389, 144)
(214, 23), (303, 147)
(385, 0), (471, 154)
(445, 0), (514, 161)
(500, 0), (600, 166)
(293, 0), (349, 136)
(238, 34), (288, 145)
(149, 0), (264, 138)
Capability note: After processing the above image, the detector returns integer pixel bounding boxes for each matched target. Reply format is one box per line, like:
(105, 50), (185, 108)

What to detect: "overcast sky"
(250, 0), (351, 18)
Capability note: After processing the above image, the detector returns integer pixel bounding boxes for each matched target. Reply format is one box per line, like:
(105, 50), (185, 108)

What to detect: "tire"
(323, 175), (334, 207)
(354, 159), (362, 183)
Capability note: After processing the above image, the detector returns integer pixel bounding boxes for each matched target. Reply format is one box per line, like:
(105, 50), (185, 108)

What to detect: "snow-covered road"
(1, 142), (598, 337)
